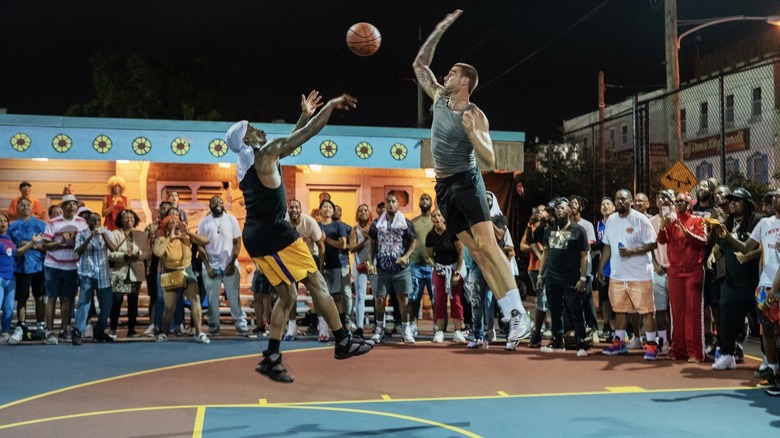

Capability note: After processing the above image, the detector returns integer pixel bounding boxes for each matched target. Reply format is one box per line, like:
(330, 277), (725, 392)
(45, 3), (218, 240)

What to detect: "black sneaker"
(72, 329), (82, 346)
(766, 385), (780, 397)
(256, 351), (294, 383)
(540, 337), (565, 353)
(528, 331), (542, 348)
(334, 332), (374, 360)
(734, 344), (745, 363)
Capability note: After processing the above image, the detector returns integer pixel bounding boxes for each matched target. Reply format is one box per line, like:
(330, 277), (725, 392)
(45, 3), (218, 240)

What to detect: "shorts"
(608, 279), (655, 314)
(251, 238), (317, 287)
(409, 263), (433, 303)
(14, 271), (44, 303)
(323, 268), (343, 295)
(44, 267), (79, 300)
(251, 270), (273, 295)
(652, 271), (669, 311)
(341, 264), (352, 296)
(434, 167), (490, 236)
(375, 268), (412, 299)
(162, 265), (198, 291)
(756, 286), (780, 324)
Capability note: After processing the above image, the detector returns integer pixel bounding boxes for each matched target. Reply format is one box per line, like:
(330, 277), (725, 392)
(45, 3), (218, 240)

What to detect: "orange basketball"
(346, 22), (381, 57)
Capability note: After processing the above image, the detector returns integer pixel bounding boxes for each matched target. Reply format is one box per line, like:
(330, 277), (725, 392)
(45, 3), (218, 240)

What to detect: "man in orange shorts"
(226, 91), (372, 383)
(597, 189), (660, 360)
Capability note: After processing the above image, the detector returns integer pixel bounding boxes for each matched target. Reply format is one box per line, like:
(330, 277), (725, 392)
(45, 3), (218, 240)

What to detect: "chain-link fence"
(548, 56), (780, 217)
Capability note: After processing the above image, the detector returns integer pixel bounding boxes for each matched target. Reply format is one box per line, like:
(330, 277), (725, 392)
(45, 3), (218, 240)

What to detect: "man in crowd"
(6, 181), (46, 221)
(409, 194), (435, 335)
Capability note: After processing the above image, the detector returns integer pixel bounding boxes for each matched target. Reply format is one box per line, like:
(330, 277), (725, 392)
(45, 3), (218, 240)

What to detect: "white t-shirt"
(572, 217), (596, 276)
(602, 209), (657, 281)
(197, 213), (241, 270)
(649, 214), (670, 268)
(750, 216), (780, 287)
(43, 215), (88, 270)
(292, 214), (323, 257)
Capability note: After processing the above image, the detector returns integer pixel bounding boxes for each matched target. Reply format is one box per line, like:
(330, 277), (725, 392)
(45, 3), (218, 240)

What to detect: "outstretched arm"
(412, 9), (462, 100)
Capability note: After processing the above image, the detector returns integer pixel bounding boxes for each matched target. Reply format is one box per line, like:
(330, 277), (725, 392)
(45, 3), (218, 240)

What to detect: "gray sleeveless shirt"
(430, 98), (477, 176)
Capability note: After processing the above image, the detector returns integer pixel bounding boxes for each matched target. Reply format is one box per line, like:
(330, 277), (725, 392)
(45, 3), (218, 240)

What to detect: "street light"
(677, 15), (780, 48)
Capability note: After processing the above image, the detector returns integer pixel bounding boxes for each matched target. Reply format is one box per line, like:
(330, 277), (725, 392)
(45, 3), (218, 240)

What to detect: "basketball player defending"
(413, 9), (532, 348)
(226, 91), (372, 383)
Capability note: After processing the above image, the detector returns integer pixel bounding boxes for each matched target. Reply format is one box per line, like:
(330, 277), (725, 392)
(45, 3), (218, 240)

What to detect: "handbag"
(356, 261), (369, 274)
(112, 274), (133, 294)
(161, 269), (187, 292)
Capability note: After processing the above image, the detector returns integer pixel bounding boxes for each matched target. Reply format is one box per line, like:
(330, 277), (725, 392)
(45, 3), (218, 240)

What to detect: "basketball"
(346, 22), (381, 57)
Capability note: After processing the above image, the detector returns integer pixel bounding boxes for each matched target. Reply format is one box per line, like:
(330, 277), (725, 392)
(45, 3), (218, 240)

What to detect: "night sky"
(2, 0), (779, 141)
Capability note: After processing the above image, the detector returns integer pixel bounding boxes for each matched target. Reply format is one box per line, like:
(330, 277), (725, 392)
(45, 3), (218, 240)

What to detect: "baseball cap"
(656, 189), (674, 200)
(726, 187), (752, 201)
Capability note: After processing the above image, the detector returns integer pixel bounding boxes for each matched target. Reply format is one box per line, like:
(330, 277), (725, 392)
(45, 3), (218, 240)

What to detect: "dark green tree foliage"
(66, 53), (220, 120)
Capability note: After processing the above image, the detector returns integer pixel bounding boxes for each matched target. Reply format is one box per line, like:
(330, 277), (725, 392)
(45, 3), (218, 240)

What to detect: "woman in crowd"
(0, 213), (21, 343)
(152, 215), (209, 343)
(595, 197), (616, 339)
(102, 176), (129, 231)
(348, 204), (375, 338)
(109, 209), (151, 338)
(427, 209), (467, 344)
(317, 199), (348, 342)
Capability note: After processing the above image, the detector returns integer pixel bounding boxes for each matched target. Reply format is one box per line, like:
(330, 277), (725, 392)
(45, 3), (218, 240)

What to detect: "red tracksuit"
(656, 211), (707, 361)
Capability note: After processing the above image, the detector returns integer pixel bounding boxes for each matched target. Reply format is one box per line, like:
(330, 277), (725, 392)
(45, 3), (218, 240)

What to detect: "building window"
(747, 152), (768, 183)
(681, 108), (687, 135)
(621, 125), (628, 145)
(752, 87), (762, 119)
(699, 102), (709, 132)
(725, 94), (734, 127)
(725, 157), (739, 177)
(609, 128), (615, 148)
(696, 161), (713, 180)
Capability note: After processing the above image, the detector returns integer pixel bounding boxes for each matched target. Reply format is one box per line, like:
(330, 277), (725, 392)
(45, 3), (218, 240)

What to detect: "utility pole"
(598, 70), (606, 199)
(665, 0), (684, 162)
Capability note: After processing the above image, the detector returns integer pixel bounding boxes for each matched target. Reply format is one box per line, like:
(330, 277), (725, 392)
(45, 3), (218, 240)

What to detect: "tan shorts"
(608, 280), (655, 314)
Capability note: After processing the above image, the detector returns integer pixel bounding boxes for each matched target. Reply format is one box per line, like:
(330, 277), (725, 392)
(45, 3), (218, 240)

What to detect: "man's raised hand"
(330, 94), (358, 111)
(301, 90), (323, 118)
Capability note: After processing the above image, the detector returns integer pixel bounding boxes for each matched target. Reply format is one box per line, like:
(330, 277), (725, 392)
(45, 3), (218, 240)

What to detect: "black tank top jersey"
(240, 163), (299, 257)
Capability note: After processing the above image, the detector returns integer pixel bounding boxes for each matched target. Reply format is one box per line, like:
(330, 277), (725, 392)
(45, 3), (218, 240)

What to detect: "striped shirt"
(43, 215), (88, 270)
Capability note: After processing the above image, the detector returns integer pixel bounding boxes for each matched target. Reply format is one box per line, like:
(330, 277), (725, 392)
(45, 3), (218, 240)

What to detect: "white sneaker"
(432, 330), (445, 343)
(195, 333), (211, 344)
(712, 354), (736, 370)
(317, 319), (330, 342)
(626, 336), (643, 350)
(411, 322), (419, 337)
(370, 327), (384, 344)
(143, 324), (156, 338)
(577, 348), (589, 357)
(0, 334), (9, 343)
(9, 326), (24, 345)
(156, 333), (168, 342)
(84, 325), (94, 339)
(283, 321), (297, 341)
(402, 325), (415, 343)
(453, 330), (467, 344)
(505, 310), (533, 341)
(491, 328), (498, 342)
(591, 330), (600, 346)
(658, 342), (670, 356)
(467, 338), (483, 349)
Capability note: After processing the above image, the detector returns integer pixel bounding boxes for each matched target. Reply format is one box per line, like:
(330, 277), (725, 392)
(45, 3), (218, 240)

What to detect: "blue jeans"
(409, 263), (433, 304)
(0, 277), (16, 333)
(467, 266), (494, 339)
(74, 276), (112, 334)
(202, 263), (246, 330)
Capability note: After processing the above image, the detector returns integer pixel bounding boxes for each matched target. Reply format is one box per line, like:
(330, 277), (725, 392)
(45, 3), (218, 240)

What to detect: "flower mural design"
(10, 133), (31, 152)
(171, 137), (190, 156)
(52, 134), (72, 153)
(93, 135), (112, 154)
(355, 141), (372, 159)
(132, 137), (152, 155)
(320, 140), (337, 158)
(391, 143), (407, 160)
(209, 139), (228, 157)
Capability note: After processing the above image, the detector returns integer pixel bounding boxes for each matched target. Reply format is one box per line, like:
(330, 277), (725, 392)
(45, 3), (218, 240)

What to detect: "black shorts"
(252, 271), (274, 295)
(14, 271), (45, 303)
(434, 167), (491, 236)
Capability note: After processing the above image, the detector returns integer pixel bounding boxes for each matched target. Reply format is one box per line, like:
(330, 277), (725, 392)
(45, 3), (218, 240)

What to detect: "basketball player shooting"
(412, 9), (533, 349)
(226, 91), (373, 383)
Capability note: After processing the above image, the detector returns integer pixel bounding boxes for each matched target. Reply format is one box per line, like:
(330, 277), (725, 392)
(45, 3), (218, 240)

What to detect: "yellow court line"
(606, 386), (646, 393)
(192, 406), (205, 438)
(381, 394), (392, 400)
(497, 391), (509, 397)
(0, 348), (323, 411)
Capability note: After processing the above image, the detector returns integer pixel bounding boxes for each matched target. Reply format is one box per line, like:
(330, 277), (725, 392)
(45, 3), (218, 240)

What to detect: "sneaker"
(236, 327), (250, 337)
(601, 337), (628, 356)
(156, 333), (168, 342)
(85, 325), (94, 339)
(734, 344), (745, 363)
(195, 333), (210, 344)
(45, 331), (59, 345)
(467, 338), (483, 349)
(317, 319), (329, 342)
(94, 331), (114, 343)
(490, 328), (498, 342)
(370, 327), (385, 344)
(576, 348), (589, 357)
(505, 310), (533, 342)
(283, 321), (297, 341)
(108, 330), (117, 340)
(505, 340), (519, 351)
(453, 330), (467, 344)
(208, 326), (220, 336)
(59, 330), (72, 342)
(72, 329), (82, 346)
(591, 329), (600, 346)
(8, 326), (23, 345)
(528, 331), (542, 348)
(766, 385), (780, 396)
(402, 325), (415, 344)
(411, 322), (419, 337)
(432, 330), (445, 343)
(643, 341), (658, 361)
(256, 351), (294, 383)
(334, 332), (374, 360)
(540, 339), (565, 353)
(712, 354), (736, 370)
(0, 334), (8, 343)
(143, 324), (156, 337)
(626, 336), (643, 350)
(756, 368), (776, 388)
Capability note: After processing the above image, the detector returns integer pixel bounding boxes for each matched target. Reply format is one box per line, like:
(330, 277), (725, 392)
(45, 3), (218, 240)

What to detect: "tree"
(65, 53), (220, 120)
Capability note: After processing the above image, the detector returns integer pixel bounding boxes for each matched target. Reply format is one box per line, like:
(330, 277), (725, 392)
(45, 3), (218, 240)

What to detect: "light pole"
(677, 15), (780, 48)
